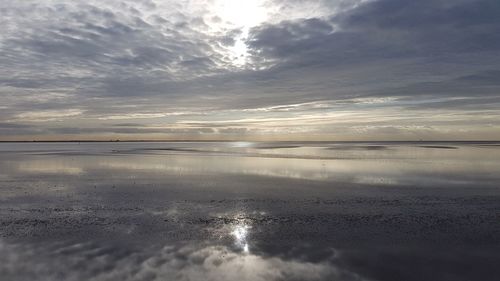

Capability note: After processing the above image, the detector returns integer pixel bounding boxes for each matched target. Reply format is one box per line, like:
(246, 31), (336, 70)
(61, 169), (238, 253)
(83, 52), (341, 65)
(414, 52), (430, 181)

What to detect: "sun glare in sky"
(211, 0), (269, 65)
(214, 0), (268, 28)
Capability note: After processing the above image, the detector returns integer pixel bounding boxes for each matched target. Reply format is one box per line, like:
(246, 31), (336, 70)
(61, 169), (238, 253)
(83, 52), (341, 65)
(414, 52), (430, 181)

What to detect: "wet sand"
(1, 142), (499, 281)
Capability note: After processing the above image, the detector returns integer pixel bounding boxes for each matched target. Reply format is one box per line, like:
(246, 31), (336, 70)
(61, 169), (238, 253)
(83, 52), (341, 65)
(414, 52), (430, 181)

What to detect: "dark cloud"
(0, 122), (33, 129)
(243, 0), (500, 111)
(250, 0), (500, 63)
(112, 123), (148, 127)
(0, 122), (38, 136)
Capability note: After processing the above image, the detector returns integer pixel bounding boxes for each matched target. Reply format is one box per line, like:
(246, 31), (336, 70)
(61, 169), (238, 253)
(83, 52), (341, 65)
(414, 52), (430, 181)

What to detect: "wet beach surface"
(1, 142), (499, 281)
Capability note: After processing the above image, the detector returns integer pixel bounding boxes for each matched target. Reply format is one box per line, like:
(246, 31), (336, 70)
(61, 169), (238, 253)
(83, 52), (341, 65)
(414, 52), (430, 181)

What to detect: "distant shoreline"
(0, 140), (499, 143)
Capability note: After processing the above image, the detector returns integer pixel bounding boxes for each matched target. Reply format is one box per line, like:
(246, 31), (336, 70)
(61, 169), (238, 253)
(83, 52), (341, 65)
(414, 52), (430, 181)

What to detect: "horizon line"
(1, 140), (499, 143)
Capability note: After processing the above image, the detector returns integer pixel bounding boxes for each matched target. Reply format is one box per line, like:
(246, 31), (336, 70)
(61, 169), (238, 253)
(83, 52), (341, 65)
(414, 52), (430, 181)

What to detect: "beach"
(1, 141), (499, 281)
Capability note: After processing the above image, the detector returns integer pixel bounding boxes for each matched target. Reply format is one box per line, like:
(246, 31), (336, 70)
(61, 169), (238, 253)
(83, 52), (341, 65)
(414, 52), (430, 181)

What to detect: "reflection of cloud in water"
(96, 156), (333, 181)
(4, 142), (500, 186)
(0, 239), (368, 281)
(353, 175), (399, 185)
(17, 161), (84, 175)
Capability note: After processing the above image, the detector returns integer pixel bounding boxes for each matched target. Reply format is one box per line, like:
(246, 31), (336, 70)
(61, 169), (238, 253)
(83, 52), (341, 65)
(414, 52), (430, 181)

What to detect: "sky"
(1, 0), (500, 141)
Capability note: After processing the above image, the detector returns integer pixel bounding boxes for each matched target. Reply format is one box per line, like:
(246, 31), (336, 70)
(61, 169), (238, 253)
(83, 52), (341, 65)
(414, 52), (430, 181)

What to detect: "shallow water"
(1, 142), (499, 281)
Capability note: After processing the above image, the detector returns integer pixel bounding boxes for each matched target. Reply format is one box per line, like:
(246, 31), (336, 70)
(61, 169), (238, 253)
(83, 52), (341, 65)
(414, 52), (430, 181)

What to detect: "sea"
(1, 141), (499, 281)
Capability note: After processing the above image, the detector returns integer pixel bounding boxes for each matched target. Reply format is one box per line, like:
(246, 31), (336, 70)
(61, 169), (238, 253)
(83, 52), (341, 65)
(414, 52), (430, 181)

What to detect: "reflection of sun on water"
(231, 141), (253, 148)
(231, 224), (250, 253)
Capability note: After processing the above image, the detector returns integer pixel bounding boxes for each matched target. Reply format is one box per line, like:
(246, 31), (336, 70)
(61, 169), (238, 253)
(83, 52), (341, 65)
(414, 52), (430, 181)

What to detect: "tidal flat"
(1, 142), (499, 281)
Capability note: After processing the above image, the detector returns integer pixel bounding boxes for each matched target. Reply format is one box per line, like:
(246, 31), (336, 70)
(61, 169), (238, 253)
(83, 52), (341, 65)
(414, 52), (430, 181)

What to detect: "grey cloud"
(0, 78), (48, 89)
(242, 0), (500, 112)
(362, 69), (500, 101)
(0, 122), (38, 137)
(340, 0), (500, 31)
(250, 0), (500, 63)
(248, 18), (333, 60)
(112, 123), (148, 127)
(1, 1), (227, 89)
(0, 122), (33, 129)
(456, 70), (500, 85)
(47, 127), (215, 135)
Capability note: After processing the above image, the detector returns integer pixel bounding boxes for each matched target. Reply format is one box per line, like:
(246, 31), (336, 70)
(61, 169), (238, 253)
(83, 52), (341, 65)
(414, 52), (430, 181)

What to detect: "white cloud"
(15, 109), (84, 122)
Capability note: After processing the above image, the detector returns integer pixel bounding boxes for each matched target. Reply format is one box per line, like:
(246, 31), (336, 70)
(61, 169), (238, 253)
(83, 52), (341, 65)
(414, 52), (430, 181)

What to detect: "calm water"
(1, 142), (499, 281)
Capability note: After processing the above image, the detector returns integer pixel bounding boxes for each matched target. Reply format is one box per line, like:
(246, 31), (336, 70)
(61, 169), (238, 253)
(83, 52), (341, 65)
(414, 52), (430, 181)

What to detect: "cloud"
(15, 109), (84, 122)
(1, 0), (500, 140)
(245, 0), (500, 110)
(249, 0), (500, 64)
(0, 122), (33, 129)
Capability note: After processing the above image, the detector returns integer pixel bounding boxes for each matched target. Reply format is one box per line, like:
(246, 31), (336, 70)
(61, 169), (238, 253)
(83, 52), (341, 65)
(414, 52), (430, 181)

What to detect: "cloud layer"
(1, 0), (499, 140)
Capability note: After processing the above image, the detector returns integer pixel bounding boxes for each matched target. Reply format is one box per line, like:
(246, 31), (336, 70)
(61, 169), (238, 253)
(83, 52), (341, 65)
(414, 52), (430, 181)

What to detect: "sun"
(210, 0), (269, 66)
(213, 0), (268, 28)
